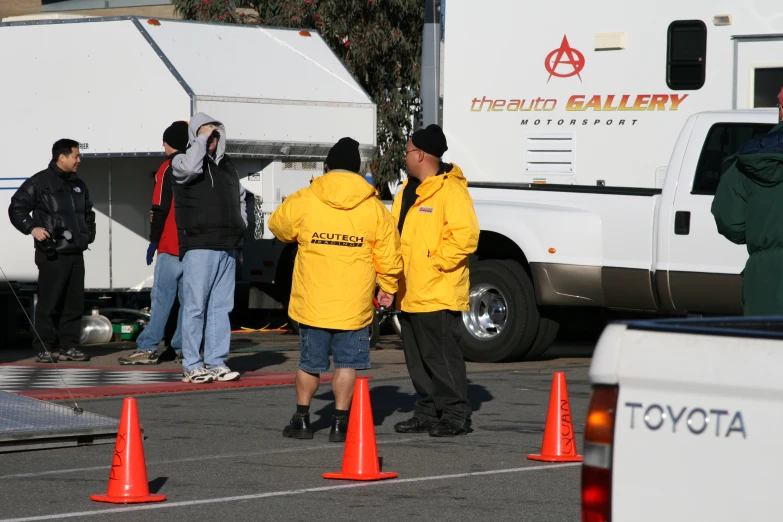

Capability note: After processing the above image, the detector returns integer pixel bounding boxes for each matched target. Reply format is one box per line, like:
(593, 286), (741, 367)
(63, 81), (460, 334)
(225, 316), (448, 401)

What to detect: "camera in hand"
(206, 129), (220, 151)
(40, 228), (73, 256)
(41, 235), (57, 256)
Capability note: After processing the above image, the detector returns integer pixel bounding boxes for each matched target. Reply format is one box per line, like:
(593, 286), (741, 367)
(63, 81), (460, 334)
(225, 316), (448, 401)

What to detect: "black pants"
(34, 251), (85, 353)
(399, 311), (471, 428)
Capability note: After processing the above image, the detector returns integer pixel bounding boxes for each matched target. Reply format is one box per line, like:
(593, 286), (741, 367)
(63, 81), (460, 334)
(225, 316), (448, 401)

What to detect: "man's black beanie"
(163, 121), (189, 152)
(325, 137), (361, 173)
(411, 124), (448, 158)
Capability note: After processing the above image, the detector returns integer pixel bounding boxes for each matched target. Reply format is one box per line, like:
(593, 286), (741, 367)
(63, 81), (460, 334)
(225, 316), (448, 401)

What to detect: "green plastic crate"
(112, 323), (140, 342)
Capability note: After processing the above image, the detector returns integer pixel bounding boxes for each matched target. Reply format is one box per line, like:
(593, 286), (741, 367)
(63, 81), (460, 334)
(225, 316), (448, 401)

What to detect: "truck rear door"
(659, 114), (773, 314)
(600, 320), (783, 522)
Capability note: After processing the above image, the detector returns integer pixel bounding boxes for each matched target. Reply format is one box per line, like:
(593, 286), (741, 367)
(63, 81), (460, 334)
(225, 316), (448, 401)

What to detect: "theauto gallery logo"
(470, 35), (688, 127)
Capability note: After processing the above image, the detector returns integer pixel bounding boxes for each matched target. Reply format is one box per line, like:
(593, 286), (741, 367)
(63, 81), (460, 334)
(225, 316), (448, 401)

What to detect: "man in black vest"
(8, 139), (94, 363)
(171, 113), (246, 384)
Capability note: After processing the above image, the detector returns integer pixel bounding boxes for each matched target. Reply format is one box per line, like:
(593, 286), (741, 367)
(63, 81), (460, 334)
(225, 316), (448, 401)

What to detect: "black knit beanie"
(162, 121), (189, 152)
(411, 124), (448, 158)
(325, 137), (361, 173)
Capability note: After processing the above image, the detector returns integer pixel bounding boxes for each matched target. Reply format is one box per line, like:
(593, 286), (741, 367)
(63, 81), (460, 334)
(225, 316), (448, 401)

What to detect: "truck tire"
(492, 259), (560, 360)
(459, 260), (540, 362)
(368, 310), (381, 348)
(527, 317), (560, 360)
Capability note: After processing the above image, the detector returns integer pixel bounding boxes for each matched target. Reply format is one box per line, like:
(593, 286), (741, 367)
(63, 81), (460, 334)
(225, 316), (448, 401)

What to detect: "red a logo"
(545, 35), (585, 82)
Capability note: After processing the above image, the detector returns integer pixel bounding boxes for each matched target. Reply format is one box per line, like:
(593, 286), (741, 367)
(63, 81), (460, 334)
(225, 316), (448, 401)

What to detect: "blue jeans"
(298, 325), (371, 374)
(136, 253), (183, 353)
(180, 249), (236, 372)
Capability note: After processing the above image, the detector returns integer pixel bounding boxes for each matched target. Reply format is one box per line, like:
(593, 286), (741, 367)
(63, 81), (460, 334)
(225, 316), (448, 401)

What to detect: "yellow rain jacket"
(391, 163), (479, 313)
(268, 170), (403, 330)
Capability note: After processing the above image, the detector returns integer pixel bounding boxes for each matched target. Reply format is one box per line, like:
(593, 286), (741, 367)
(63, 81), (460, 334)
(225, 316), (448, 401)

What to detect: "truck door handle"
(675, 211), (691, 235)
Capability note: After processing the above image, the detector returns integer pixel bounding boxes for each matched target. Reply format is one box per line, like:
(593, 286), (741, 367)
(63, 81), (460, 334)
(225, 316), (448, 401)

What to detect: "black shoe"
(282, 413), (313, 439)
(35, 351), (58, 363)
(429, 418), (469, 437)
(59, 347), (90, 362)
(394, 416), (435, 434)
(329, 415), (349, 442)
(174, 351), (184, 363)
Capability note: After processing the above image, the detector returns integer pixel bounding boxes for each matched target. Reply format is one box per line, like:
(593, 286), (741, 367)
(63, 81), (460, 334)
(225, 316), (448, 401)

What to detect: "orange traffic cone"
(528, 371), (583, 463)
(323, 377), (398, 481)
(91, 397), (166, 503)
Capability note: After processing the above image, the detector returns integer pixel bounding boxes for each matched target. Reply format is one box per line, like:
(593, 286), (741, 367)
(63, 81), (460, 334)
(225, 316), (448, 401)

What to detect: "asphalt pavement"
(0, 365), (591, 522)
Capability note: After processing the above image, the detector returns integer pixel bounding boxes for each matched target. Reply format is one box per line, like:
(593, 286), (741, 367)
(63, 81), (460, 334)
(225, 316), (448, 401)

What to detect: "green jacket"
(711, 121), (783, 315)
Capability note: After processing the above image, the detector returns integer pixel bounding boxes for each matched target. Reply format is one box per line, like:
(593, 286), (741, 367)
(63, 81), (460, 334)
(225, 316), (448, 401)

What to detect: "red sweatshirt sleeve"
(149, 159), (172, 243)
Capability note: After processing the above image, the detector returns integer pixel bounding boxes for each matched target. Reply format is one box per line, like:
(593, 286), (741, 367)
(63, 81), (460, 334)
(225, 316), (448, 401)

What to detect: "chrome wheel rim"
(462, 283), (508, 340)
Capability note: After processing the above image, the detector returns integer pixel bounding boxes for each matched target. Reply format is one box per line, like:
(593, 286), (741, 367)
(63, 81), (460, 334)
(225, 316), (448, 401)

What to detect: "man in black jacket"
(8, 139), (95, 363)
(171, 113), (246, 384)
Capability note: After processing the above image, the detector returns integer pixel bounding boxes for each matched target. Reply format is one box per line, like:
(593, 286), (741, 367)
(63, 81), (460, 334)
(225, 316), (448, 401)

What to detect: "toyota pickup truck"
(581, 317), (779, 521)
(459, 109), (777, 362)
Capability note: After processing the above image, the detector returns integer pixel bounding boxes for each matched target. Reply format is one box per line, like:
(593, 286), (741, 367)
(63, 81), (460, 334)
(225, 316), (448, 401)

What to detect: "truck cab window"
(692, 123), (774, 195)
(754, 67), (783, 107)
(667, 20), (707, 90)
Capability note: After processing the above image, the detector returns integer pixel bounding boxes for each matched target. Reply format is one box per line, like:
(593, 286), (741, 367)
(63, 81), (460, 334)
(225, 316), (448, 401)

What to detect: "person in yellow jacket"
(384, 124), (479, 437)
(268, 137), (402, 442)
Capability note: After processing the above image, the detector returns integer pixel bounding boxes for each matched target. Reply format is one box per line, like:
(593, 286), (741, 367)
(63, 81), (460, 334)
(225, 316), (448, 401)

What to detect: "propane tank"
(80, 308), (113, 345)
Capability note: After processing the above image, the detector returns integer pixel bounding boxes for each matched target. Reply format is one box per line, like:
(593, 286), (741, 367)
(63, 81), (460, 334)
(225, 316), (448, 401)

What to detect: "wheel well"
(475, 231), (531, 276)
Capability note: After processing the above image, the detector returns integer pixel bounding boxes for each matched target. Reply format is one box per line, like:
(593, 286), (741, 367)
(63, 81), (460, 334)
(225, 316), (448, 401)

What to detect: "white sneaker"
(182, 366), (214, 383)
(208, 365), (240, 382)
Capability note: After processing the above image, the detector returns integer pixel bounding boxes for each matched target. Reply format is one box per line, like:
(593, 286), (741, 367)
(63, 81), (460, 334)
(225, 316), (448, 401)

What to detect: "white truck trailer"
(434, 0), (783, 188)
(412, 1), (783, 362)
(0, 16), (376, 344)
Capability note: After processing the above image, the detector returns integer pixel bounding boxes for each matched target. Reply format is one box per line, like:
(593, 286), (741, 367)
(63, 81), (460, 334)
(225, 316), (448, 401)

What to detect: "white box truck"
(414, 1), (783, 362)
(0, 16), (377, 344)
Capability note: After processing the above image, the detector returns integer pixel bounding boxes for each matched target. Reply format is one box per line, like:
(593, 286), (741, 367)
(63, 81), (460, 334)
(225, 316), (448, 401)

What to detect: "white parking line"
(0, 463), (581, 522)
(0, 438), (418, 479)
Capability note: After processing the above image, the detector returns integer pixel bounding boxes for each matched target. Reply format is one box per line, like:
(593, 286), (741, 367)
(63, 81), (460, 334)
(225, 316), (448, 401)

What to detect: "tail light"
(582, 385), (618, 522)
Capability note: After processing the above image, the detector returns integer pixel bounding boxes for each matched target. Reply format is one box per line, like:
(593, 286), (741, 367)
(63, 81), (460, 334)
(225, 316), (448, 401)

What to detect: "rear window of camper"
(667, 20), (707, 90)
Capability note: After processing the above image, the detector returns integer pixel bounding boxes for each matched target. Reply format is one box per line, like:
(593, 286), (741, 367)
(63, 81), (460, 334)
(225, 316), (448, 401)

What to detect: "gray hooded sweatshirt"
(172, 112), (247, 227)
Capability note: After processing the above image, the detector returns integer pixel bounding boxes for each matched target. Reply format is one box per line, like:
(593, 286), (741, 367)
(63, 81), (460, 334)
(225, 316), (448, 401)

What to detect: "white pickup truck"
(459, 109), (776, 362)
(582, 317), (776, 521)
